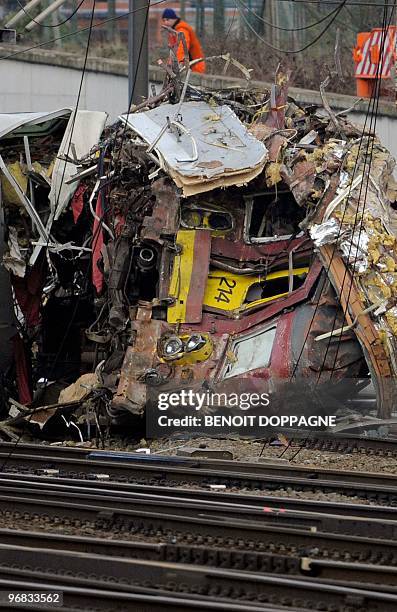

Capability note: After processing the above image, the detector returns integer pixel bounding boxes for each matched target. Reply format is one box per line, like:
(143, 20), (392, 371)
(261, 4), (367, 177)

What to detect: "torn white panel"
(121, 102), (267, 196)
(3, 227), (26, 277)
(51, 110), (107, 220)
(0, 109), (72, 140)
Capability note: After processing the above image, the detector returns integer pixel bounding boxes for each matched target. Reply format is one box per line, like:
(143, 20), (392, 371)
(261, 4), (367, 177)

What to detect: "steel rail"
(0, 451), (396, 502)
(0, 432), (397, 456)
(0, 476), (395, 539)
(1, 441), (397, 485)
(3, 434), (397, 457)
(0, 488), (396, 563)
(0, 576), (280, 611)
(2, 470), (397, 522)
(0, 527), (395, 587)
(0, 544), (396, 611)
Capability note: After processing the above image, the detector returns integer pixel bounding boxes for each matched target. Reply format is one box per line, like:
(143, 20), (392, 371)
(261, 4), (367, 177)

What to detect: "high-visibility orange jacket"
(169, 19), (206, 73)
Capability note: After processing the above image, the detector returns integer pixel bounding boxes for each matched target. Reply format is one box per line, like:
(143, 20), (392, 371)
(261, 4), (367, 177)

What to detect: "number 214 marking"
(214, 277), (236, 303)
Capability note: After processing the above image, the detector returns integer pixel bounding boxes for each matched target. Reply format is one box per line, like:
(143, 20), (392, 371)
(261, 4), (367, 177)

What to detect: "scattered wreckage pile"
(0, 66), (397, 441)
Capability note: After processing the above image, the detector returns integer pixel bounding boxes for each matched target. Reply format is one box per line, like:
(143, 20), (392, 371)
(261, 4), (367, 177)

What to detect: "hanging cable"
(289, 1), (392, 382)
(14, 0), (85, 28)
(0, 0), (169, 63)
(315, 0), (393, 383)
(327, 1), (396, 379)
(235, 0), (347, 54)
(237, 0), (344, 32)
(286, 1), (395, 464)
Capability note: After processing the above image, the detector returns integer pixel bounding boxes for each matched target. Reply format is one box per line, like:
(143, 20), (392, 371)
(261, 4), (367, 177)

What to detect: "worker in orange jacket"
(162, 8), (206, 73)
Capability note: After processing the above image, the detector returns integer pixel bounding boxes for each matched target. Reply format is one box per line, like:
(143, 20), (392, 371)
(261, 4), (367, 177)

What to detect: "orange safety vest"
(169, 19), (206, 73)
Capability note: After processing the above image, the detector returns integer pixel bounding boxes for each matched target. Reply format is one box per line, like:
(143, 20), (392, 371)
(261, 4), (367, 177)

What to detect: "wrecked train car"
(0, 109), (107, 411)
(1, 69), (397, 437)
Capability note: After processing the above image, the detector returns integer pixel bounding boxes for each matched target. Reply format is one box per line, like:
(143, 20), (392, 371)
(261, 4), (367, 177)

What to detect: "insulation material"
(309, 218), (340, 247)
(1, 161), (28, 206)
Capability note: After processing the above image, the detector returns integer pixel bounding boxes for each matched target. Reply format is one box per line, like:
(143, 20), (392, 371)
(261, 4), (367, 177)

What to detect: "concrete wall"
(1, 45), (397, 158)
(0, 55), (129, 120)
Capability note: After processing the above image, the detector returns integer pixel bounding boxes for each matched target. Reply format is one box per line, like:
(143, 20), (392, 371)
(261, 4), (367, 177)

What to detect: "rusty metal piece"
(113, 319), (169, 415)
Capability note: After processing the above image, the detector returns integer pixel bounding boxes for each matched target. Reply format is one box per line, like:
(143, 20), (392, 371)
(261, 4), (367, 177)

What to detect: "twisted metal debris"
(1, 59), (397, 440)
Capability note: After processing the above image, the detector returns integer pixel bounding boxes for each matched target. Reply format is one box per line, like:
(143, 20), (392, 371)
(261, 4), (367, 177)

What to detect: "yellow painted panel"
(203, 267), (309, 313)
(167, 230), (196, 324)
(204, 270), (261, 312)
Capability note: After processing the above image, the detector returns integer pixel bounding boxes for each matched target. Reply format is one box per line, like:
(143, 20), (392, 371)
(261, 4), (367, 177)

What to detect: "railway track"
(0, 577), (285, 612)
(0, 443), (395, 610)
(0, 446), (396, 505)
(1, 471), (397, 521)
(2, 434), (397, 458)
(0, 474), (396, 564)
(0, 525), (397, 587)
(0, 545), (396, 611)
(0, 474), (396, 537)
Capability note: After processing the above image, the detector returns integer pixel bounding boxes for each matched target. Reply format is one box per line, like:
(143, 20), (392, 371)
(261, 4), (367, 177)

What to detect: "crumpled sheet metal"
(113, 318), (169, 415)
(3, 226), (26, 277)
(301, 138), (397, 417)
(51, 110), (108, 220)
(253, 109), (396, 418)
(107, 91), (397, 419)
(0, 109), (72, 141)
(121, 101), (267, 197)
(309, 218), (340, 247)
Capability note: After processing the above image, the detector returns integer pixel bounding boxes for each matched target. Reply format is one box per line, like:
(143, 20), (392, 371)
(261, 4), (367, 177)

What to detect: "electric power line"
(286, 1), (395, 464)
(315, 0), (393, 381)
(0, 0), (168, 63)
(289, 5), (393, 382)
(14, 0), (85, 28)
(235, 0), (347, 54)
(327, 1), (396, 379)
(238, 0), (343, 32)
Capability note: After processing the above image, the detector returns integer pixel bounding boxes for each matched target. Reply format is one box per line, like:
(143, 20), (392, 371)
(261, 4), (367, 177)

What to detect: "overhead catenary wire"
(315, 0), (393, 381)
(285, 0), (395, 464)
(0, 0), (168, 63)
(288, 4), (392, 385)
(235, 0), (347, 54)
(326, 1), (396, 379)
(237, 0), (344, 32)
(221, 6), (237, 54)
(14, 0), (85, 28)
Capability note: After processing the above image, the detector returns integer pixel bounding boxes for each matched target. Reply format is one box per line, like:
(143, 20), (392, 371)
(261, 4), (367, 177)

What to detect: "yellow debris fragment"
(1, 161), (28, 206)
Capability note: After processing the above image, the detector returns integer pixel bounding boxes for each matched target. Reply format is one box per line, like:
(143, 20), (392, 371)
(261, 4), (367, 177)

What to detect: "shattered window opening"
(245, 188), (306, 243)
(223, 325), (277, 379)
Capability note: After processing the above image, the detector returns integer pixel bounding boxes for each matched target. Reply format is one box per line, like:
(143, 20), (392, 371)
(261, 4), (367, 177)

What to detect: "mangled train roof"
(121, 100), (268, 197)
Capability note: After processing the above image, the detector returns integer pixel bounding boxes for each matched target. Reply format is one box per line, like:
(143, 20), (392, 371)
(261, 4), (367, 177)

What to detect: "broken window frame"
(221, 322), (278, 379)
(243, 189), (305, 244)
